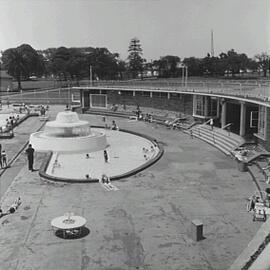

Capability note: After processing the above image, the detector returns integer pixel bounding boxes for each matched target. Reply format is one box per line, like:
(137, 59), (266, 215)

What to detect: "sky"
(0, 0), (269, 61)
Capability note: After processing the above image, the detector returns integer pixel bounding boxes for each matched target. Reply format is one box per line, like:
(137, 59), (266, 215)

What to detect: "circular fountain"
(30, 111), (107, 153)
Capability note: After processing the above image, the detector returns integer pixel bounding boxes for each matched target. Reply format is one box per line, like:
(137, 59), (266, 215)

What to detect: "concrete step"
(193, 126), (242, 146)
(198, 125), (243, 145)
(191, 128), (239, 152)
(193, 129), (239, 150)
(85, 109), (133, 118)
(191, 130), (231, 155)
(190, 125), (245, 155)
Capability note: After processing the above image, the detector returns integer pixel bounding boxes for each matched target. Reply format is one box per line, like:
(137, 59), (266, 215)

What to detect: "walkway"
(0, 106), (63, 198)
(0, 112), (261, 270)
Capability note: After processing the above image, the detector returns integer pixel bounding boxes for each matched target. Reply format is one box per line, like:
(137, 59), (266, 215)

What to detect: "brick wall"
(106, 91), (193, 115)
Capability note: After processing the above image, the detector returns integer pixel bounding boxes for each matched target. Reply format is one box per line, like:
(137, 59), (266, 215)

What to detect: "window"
(153, 92), (162, 98)
(250, 111), (258, 128)
(90, 94), (107, 108)
(121, 90), (133, 96)
(152, 91), (168, 98)
(135, 91), (143, 96)
(170, 93), (181, 100)
(71, 91), (80, 103)
(208, 98), (217, 117)
(195, 95), (205, 116)
(142, 91), (150, 97)
(257, 106), (266, 138)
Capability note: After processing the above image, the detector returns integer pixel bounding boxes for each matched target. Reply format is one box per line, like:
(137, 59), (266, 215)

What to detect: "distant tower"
(211, 30), (214, 57)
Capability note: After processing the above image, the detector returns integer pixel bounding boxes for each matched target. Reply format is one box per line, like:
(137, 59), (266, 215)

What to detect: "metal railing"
(85, 79), (270, 103)
(203, 119), (211, 125)
(222, 123), (232, 136)
(222, 123), (232, 130)
(0, 87), (81, 105)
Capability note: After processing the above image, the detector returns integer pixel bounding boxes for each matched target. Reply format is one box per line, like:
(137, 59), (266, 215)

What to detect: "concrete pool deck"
(0, 109), (262, 270)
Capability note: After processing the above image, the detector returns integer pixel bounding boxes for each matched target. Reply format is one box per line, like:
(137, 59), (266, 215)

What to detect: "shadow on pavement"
(55, 226), (90, 240)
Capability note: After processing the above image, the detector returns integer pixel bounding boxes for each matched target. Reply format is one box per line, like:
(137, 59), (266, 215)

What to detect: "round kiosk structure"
(30, 111), (107, 153)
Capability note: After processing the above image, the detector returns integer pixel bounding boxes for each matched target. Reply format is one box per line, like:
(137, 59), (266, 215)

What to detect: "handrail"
(204, 119), (211, 125)
(222, 123), (232, 130)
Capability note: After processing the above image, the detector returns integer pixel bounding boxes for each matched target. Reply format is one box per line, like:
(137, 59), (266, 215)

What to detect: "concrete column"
(192, 95), (197, 116)
(239, 102), (246, 137)
(217, 99), (220, 118)
(133, 91), (136, 97)
(221, 101), (227, 128)
(81, 90), (85, 108)
(167, 92), (170, 99)
(150, 91), (153, 98)
(204, 97), (209, 117)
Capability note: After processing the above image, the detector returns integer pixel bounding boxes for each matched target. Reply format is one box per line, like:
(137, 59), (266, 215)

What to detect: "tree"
(226, 49), (249, 76)
(255, 52), (270, 77)
(158, 55), (181, 77)
(153, 55), (181, 77)
(2, 44), (44, 90)
(246, 58), (259, 73)
(183, 57), (203, 76)
(127, 37), (144, 78)
(37, 48), (57, 78)
(66, 48), (87, 83)
(116, 60), (127, 80)
(50, 47), (70, 80)
(87, 48), (121, 80)
(17, 44), (45, 77)
(2, 48), (26, 90)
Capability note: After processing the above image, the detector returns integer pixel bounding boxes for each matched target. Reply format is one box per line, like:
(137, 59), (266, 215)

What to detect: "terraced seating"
(85, 107), (135, 118)
(84, 107), (190, 126)
(189, 124), (244, 155)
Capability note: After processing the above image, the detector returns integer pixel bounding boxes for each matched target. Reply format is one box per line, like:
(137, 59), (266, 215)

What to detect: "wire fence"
(1, 78), (270, 105)
(0, 88), (81, 105)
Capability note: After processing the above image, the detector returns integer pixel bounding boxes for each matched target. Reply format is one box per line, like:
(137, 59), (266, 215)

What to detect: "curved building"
(75, 81), (270, 151)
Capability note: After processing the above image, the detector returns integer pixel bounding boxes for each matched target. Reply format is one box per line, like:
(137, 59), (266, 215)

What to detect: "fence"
(1, 78), (270, 106)
(0, 88), (81, 105)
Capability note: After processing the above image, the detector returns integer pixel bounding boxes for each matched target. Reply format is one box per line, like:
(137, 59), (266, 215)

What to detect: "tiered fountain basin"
(32, 111), (163, 182)
(30, 111), (107, 153)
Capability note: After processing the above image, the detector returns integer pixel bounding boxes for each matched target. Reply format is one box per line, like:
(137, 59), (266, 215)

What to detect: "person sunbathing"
(53, 159), (61, 167)
(7, 197), (21, 214)
(101, 174), (110, 184)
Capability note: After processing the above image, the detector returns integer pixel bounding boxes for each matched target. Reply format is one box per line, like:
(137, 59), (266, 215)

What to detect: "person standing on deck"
(25, 144), (35, 171)
(210, 118), (214, 130)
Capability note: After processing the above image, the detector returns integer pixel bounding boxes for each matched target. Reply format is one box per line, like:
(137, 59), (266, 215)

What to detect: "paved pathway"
(0, 111), (262, 270)
(0, 105), (64, 198)
(0, 116), (44, 197)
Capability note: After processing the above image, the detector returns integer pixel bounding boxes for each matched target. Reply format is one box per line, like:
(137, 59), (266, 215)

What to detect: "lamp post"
(67, 81), (71, 109)
(89, 65), (93, 87)
(185, 65), (188, 87)
(179, 63), (188, 87)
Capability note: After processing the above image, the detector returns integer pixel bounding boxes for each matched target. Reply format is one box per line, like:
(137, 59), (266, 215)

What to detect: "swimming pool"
(0, 113), (25, 129)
